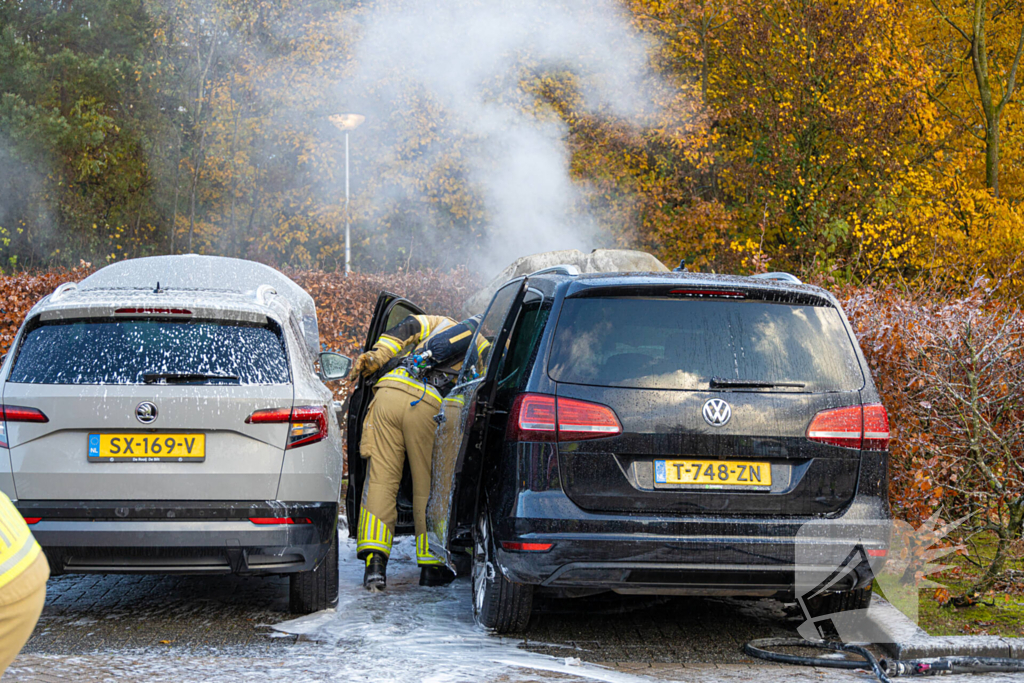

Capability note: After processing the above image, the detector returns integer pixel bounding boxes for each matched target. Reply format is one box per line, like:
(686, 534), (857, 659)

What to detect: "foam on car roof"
(78, 255), (320, 356)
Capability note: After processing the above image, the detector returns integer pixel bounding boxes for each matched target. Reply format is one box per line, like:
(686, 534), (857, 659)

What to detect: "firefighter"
(349, 312), (488, 591)
(0, 491), (48, 676)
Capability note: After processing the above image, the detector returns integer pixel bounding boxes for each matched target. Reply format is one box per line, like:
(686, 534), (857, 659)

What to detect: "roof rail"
(50, 282), (78, 301)
(750, 272), (802, 285)
(527, 264), (580, 277)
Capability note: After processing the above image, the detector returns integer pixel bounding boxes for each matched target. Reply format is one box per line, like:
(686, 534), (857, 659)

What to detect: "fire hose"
(744, 638), (1024, 680)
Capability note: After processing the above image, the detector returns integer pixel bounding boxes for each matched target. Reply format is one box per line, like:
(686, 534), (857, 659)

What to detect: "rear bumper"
(16, 501), (337, 576)
(494, 491), (890, 599)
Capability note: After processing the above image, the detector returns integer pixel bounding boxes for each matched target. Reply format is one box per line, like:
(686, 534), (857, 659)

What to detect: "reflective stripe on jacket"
(0, 492), (41, 592)
(370, 315), (457, 409)
(375, 368), (444, 408)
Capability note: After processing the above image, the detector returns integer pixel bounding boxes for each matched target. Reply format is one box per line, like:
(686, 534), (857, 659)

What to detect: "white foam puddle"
(267, 535), (651, 683)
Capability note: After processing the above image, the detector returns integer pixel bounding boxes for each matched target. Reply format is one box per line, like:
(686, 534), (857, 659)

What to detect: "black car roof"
(525, 271), (837, 304)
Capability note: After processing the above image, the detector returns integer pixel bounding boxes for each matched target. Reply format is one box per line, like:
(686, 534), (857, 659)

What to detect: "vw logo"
(136, 401), (158, 424)
(702, 398), (732, 427)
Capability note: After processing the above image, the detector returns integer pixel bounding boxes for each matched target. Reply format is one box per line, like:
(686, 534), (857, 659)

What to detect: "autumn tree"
(849, 0), (1024, 290)
(711, 0), (938, 275)
(0, 0), (164, 267)
(919, 0), (1024, 197)
(615, 0), (736, 270)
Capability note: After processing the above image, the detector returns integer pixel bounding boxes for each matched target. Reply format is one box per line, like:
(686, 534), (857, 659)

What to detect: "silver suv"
(0, 256), (350, 613)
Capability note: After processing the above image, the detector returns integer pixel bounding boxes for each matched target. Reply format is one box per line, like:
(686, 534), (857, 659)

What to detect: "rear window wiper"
(709, 377), (806, 389)
(143, 372), (241, 385)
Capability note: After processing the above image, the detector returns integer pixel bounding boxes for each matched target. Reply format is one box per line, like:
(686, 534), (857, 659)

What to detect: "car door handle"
(432, 412), (447, 425)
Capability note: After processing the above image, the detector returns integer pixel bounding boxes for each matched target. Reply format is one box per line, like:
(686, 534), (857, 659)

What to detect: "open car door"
(425, 278), (528, 568)
(345, 291), (425, 537)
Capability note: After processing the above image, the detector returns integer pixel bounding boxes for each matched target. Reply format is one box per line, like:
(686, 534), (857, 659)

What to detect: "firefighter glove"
(348, 352), (383, 381)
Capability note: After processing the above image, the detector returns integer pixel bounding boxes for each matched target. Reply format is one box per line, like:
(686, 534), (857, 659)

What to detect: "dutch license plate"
(88, 433), (206, 462)
(654, 459), (772, 488)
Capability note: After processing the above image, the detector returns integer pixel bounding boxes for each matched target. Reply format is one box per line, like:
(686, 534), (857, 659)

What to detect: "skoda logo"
(136, 402), (158, 424)
(702, 398), (732, 427)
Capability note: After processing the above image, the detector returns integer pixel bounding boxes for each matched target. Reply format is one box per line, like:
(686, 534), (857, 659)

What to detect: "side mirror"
(318, 352), (352, 382)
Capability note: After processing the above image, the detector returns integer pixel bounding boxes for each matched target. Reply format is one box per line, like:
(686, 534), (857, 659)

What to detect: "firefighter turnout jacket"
(357, 314), (489, 408)
(0, 491), (49, 676)
(0, 493), (41, 593)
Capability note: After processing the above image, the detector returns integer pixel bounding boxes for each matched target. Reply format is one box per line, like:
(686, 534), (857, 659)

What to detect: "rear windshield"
(548, 298), (863, 392)
(9, 319), (290, 385)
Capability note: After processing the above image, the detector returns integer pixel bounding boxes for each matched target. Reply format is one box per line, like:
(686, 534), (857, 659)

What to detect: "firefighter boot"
(419, 565), (455, 587)
(363, 553), (387, 592)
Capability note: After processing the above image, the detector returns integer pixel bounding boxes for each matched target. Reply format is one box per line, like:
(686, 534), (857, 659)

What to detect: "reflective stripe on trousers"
(356, 508), (393, 558)
(416, 533), (443, 566)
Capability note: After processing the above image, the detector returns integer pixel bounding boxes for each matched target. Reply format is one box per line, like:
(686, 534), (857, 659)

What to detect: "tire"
(472, 508), (533, 633)
(289, 527), (339, 614)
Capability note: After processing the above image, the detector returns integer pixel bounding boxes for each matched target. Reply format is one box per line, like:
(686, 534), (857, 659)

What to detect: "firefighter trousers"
(356, 386), (442, 566)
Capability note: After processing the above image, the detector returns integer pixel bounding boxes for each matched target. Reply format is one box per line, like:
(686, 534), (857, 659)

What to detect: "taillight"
(669, 289), (746, 298)
(249, 517), (312, 525)
(115, 308), (192, 315)
(514, 395), (556, 440)
(558, 397), (622, 440)
(508, 394), (621, 442)
(866, 548), (888, 558)
(1, 406), (48, 422)
(0, 405), (49, 448)
(806, 404), (890, 450)
(23, 517), (41, 525)
(246, 406), (328, 449)
(246, 407), (292, 423)
(501, 541), (554, 552)
(862, 404), (891, 451)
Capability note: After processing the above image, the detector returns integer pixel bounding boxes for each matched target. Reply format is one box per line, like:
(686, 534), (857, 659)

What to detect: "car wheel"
(472, 508), (533, 633)
(289, 527), (339, 614)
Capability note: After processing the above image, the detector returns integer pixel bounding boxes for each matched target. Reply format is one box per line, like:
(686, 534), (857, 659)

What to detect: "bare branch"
(999, 24), (1024, 109)
(929, 0), (973, 42)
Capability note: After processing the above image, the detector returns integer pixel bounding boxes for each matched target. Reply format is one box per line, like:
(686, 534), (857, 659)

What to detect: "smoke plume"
(338, 0), (656, 275)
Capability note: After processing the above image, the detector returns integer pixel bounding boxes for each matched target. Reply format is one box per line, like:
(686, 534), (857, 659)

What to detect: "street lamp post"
(329, 114), (366, 275)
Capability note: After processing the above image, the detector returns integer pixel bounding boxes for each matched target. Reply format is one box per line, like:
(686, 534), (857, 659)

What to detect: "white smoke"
(340, 0), (656, 275)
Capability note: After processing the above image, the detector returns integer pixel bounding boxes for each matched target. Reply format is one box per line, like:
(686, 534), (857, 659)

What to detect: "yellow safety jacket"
(0, 491), (42, 592)
(366, 314), (489, 410)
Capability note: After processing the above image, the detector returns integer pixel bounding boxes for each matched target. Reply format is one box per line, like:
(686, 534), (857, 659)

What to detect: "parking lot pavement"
(19, 572), (294, 654)
(16, 575), (797, 663)
(7, 536), (1021, 682)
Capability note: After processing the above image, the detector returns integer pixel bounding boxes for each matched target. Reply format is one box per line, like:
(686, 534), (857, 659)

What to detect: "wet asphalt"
(21, 569), (798, 663)
(14, 541), (1023, 683)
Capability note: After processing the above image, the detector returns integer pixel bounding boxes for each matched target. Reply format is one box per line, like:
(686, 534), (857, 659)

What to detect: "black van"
(348, 269), (891, 632)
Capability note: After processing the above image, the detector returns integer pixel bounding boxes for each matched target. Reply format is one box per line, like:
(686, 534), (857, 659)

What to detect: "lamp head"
(330, 114), (366, 131)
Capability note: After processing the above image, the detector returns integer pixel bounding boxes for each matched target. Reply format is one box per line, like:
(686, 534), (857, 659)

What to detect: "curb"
(866, 595), (1024, 660)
